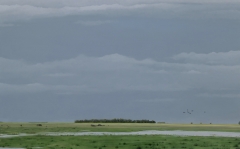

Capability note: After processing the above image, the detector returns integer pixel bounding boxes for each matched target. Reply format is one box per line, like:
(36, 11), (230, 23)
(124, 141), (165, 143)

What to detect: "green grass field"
(0, 123), (240, 149)
(1, 134), (240, 149)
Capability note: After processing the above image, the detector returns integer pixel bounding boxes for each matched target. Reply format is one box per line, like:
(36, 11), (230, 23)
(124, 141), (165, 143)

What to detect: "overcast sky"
(1, 0), (240, 123)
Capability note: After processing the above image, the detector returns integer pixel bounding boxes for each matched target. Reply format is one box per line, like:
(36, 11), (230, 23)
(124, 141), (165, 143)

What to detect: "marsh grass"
(0, 135), (240, 149)
(1, 123), (240, 134)
(1, 123), (240, 149)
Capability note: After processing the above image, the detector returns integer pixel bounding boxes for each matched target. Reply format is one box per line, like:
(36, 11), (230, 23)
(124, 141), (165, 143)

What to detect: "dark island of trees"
(75, 118), (156, 123)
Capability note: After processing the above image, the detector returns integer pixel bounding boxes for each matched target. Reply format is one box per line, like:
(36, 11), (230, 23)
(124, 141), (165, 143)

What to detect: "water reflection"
(1, 130), (240, 138)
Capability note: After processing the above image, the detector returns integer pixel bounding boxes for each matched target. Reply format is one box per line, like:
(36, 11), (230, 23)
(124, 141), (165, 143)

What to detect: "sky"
(0, 0), (240, 123)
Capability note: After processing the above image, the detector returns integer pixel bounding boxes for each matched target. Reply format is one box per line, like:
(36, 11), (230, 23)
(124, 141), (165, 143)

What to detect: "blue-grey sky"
(1, 0), (240, 123)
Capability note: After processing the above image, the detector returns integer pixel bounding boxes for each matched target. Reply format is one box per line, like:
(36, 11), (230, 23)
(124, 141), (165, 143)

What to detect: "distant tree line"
(75, 118), (156, 123)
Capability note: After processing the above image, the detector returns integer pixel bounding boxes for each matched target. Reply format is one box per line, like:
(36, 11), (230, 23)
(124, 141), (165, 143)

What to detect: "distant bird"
(183, 109), (192, 114)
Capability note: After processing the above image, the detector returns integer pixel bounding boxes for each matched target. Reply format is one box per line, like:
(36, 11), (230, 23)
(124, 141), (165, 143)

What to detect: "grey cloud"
(1, 52), (240, 96)
(199, 93), (240, 98)
(1, 0), (240, 24)
(0, 54), (184, 94)
(0, 23), (14, 27)
(137, 98), (177, 103)
(172, 50), (240, 65)
(1, 0), (240, 7)
(76, 20), (113, 26)
(1, 0), (240, 123)
(46, 73), (76, 77)
(0, 83), (48, 94)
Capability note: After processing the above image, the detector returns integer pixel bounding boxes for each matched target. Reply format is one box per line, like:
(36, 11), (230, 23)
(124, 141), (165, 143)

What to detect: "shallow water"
(42, 130), (240, 137)
(0, 133), (35, 138)
(0, 148), (24, 149)
(1, 130), (240, 138)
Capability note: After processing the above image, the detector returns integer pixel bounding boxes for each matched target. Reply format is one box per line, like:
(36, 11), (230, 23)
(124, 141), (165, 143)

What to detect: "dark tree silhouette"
(75, 118), (156, 123)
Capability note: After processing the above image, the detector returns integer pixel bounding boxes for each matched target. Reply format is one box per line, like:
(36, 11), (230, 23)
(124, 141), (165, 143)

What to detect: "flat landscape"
(1, 123), (240, 149)
(1, 123), (240, 134)
(2, 0), (240, 148)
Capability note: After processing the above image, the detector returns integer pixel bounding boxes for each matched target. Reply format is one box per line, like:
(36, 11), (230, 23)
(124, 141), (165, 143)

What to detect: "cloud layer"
(173, 51), (240, 65)
(1, 51), (240, 97)
(1, 0), (240, 24)
(1, 0), (240, 123)
(1, 51), (240, 123)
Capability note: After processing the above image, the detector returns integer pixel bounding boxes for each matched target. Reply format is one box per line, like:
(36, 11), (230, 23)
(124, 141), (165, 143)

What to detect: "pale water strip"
(41, 130), (240, 137)
(0, 148), (24, 149)
(1, 130), (240, 138)
(0, 133), (36, 138)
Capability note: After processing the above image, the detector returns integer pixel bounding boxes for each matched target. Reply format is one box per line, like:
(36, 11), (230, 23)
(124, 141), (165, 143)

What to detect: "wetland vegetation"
(1, 123), (240, 134)
(1, 134), (240, 149)
(0, 123), (240, 149)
